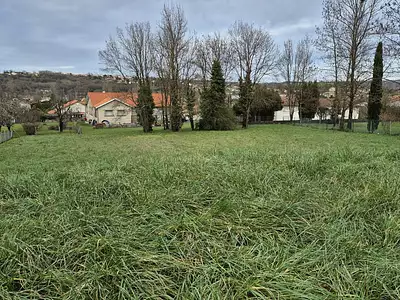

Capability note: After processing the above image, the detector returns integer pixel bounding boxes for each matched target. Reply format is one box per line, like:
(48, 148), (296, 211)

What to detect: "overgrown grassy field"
(1, 125), (400, 299)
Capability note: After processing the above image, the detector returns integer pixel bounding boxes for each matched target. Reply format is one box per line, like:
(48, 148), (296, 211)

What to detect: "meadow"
(1, 125), (400, 299)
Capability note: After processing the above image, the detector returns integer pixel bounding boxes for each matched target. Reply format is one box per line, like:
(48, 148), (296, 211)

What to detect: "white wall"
(86, 100), (96, 120)
(97, 101), (134, 124)
(274, 106), (360, 121)
(68, 103), (85, 113)
(274, 107), (300, 121)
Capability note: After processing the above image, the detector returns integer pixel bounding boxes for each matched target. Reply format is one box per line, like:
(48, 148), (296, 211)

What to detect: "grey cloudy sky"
(0, 0), (323, 74)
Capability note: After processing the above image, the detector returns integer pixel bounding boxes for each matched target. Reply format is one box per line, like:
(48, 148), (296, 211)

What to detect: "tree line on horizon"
(97, 0), (400, 133)
(96, 4), (323, 132)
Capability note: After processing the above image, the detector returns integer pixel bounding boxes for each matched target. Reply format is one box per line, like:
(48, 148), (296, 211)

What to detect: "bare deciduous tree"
(153, 42), (170, 129)
(317, 0), (382, 130)
(157, 3), (189, 132)
(278, 37), (315, 121)
(316, 0), (343, 126)
(296, 36), (315, 84)
(229, 21), (277, 128)
(99, 21), (155, 132)
(49, 84), (72, 133)
(382, 0), (400, 56)
(0, 89), (14, 129)
(279, 40), (296, 121)
(194, 36), (210, 89)
(0, 80), (26, 130)
(181, 39), (198, 130)
(195, 33), (234, 86)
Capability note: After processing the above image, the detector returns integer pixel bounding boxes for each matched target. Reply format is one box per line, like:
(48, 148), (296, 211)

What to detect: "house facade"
(67, 100), (86, 115)
(86, 92), (135, 124)
(273, 106), (360, 121)
(322, 87), (336, 99)
(85, 92), (167, 125)
(48, 99), (86, 119)
(274, 94), (360, 121)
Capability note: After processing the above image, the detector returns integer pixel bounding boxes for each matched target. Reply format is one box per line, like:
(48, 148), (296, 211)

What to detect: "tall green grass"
(1, 125), (400, 299)
(295, 121), (400, 135)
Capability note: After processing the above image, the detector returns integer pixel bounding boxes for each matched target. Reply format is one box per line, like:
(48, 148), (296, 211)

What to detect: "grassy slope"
(1, 125), (400, 299)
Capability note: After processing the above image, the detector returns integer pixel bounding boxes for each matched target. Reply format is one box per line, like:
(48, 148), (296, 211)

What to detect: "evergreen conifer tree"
(199, 60), (235, 130)
(137, 83), (155, 133)
(367, 42), (383, 133)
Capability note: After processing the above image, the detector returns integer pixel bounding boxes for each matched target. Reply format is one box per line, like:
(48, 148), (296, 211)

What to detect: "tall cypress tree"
(238, 74), (253, 128)
(367, 42), (383, 133)
(200, 60), (235, 130)
(185, 84), (196, 131)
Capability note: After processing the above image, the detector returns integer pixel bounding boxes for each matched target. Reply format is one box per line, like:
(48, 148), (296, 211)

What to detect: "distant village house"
(85, 92), (166, 126)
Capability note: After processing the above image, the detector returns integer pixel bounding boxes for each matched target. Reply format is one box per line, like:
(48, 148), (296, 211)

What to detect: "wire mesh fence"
(293, 120), (400, 136)
(0, 131), (14, 144)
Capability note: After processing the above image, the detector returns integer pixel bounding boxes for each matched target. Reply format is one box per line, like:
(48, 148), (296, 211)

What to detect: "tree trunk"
(142, 111), (152, 133)
(332, 87), (339, 127)
(161, 93), (166, 130)
(164, 106), (169, 130)
(242, 106), (250, 129)
(374, 119), (380, 132)
(162, 88), (169, 130)
(347, 98), (354, 130)
(332, 36), (339, 128)
(59, 118), (64, 133)
(190, 117), (194, 130)
(170, 91), (181, 132)
(347, 32), (357, 131)
(161, 105), (166, 130)
(339, 106), (346, 130)
(367, 119), (373, 133)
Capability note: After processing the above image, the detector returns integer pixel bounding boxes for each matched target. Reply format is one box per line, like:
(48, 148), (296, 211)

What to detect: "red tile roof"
(87, 92), (167, 108)
(319, 98), (332, 108)
(48, 99), (80, 114)
(390, 95), (400, 102)
(64, 100), (79, 107)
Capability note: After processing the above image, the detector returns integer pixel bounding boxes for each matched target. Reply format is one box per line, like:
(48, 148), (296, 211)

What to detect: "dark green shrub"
(198, 108), (236, 131)
(22, 123), (37, 135)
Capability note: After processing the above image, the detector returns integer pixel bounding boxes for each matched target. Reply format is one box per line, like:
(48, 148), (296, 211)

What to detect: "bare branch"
(229, 21), (278, 84)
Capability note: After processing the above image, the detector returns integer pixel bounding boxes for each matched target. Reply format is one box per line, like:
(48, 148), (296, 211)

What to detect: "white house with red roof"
(48, 99), (86, 119)
(86, 92), (135, 125)
(85, 92), (167, 125)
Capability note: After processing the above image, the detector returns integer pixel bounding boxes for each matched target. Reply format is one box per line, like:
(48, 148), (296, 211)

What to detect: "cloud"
(270, 19), (318, 37)
(0, 0), (323, 74)
(58, 66), (75, 70)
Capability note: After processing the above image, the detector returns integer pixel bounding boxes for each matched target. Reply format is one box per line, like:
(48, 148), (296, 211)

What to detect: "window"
(117, 110), (127, 116)
(104, 110), (114, 117)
